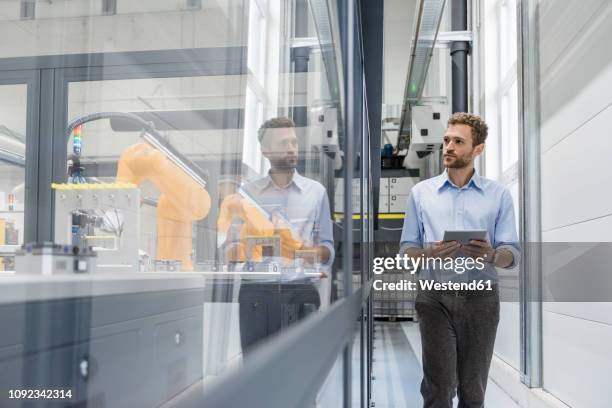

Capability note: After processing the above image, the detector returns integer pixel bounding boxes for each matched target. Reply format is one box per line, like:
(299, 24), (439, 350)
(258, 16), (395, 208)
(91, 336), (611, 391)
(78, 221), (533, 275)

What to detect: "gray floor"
(371, 321), (423, 407)
(369, 321), (519, 408)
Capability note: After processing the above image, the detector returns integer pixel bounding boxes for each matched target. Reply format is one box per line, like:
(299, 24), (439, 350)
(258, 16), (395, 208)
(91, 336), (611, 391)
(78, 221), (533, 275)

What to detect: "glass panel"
(500, 0), (518, 76)
(65, 75), (245, 270)
(0, 83), (27, 272)
(482, 0), (521, 374)
(501, 80), (519, 171)
(0, 0), (247, 58)
(2, 0), (349, 406)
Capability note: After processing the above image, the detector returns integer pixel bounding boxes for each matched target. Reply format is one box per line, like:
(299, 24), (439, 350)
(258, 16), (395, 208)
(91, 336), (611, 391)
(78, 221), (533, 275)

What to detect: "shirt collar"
(436, 169), (483, 191)
(258, 169), (304, 192)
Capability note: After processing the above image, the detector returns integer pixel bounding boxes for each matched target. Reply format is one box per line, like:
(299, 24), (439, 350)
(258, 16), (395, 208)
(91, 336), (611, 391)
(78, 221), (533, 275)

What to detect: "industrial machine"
(216, 190), (324, 279)
(369, 103), (449, 319)
(53, 112), (212, 272)
(115, 142), (210, 271)
(408, 104), (449, 154)
(53, 182), (140, 271)
(15, 242), (97, 275)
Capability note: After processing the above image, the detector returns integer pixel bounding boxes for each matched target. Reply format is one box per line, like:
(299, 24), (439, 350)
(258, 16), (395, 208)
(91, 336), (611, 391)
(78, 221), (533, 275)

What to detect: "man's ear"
(473, 143), (485, 156)
(260, 142), (270, 159)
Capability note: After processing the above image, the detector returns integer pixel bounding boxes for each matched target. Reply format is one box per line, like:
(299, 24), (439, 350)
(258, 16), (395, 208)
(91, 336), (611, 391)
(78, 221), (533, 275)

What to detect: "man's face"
(262, 127), (299, 170)
(442, 124), (484, 169)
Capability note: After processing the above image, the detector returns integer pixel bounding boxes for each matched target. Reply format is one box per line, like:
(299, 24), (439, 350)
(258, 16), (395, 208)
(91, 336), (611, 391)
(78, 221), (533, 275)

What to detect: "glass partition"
(0, 0), (354, 406)
(480, 0), (522, 371)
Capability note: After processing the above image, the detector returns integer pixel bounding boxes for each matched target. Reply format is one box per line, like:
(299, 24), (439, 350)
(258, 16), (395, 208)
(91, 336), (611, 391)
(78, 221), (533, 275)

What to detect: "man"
(219, 116), (334, 353)
(240, 116), (334, 265)
(400, 112), (519, 408)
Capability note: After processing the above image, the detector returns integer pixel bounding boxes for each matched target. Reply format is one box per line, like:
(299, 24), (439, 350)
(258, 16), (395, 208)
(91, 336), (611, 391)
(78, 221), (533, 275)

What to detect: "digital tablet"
(443, 230), (487, 244)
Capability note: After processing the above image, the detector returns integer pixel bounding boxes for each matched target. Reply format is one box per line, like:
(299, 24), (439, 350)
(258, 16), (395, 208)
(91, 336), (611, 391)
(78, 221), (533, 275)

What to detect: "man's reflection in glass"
(217, 117), (334, 355)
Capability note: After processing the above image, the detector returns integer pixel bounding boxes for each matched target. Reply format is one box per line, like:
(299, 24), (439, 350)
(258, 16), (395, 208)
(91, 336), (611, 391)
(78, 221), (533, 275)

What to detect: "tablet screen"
(442, 230), (487, 244)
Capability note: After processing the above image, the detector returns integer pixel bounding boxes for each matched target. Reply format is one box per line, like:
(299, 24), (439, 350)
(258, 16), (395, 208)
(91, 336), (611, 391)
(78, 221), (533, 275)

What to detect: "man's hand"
(461, 239), (496, 264)
(299, 244), (331, 264)
(272, 214), (303, 259)
(462, 240), (515, 268)
(425, 240), (461, 258)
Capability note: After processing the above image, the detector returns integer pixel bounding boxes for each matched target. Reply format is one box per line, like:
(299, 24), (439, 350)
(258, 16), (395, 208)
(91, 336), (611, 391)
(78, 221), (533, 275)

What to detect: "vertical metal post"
(340, 0), (356, 405)
(23, 71), (41, 243)
(292, 0), (310, 129)
(360, 0), (383, 232)
(517, 0), (542, 388)
(451, 0), (469, 113)
(37, 68), (58, 242)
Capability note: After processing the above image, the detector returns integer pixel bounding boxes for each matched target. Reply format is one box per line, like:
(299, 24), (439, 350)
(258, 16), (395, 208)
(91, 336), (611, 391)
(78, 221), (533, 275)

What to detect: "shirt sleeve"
(494, 188), (521, 268)
(400, 191), (423, 255)
(316, 190), (335, 266)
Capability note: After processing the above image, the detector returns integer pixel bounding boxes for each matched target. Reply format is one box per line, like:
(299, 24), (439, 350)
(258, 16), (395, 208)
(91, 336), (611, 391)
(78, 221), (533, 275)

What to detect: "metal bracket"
(290, 37), (322, 52)
(435, 30), (473, 47)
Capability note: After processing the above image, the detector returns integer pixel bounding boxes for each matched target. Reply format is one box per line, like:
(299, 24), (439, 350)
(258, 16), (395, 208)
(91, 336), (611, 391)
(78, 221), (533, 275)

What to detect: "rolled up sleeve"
(400, 192), (423, 255)
(494, 189), (521, 268)
(317, 191), (335, 266)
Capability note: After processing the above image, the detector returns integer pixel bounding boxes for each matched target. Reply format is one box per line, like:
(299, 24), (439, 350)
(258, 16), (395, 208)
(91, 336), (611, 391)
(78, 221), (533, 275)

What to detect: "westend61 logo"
(372, 254), (492, 292)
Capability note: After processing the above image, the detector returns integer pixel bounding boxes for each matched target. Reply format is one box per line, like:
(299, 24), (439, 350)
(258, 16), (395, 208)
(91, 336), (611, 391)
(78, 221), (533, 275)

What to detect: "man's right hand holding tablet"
(425, 240), (461, 258)
(403, 240), (461, 259)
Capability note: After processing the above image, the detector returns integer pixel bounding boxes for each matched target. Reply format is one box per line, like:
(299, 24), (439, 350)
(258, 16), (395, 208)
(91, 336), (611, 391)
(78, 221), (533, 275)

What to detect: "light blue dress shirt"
(240, 170), (335, 266)
(400, 170), (519, 282)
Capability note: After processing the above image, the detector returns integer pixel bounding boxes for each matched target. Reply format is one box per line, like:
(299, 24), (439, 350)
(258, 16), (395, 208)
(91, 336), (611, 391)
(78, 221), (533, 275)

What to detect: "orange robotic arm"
(217, 193), (303, 263)
(217, 193), (274, 262)
(117, 143), (211, 270)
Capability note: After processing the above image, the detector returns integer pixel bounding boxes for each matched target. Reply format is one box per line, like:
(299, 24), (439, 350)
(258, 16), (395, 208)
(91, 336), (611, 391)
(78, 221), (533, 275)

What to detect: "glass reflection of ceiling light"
(0, 147), (25, 167)
(140, 131), (207, 190)
(399, 0), (447, 137)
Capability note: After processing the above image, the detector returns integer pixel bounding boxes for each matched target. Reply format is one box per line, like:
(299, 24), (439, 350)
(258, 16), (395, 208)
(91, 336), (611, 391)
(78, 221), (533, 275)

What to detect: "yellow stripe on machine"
(333, 213), (405, 220)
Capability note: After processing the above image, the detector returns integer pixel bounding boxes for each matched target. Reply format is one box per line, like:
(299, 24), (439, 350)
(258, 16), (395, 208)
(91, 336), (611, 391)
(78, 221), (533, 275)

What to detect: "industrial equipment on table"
(53, 182), (140, 272)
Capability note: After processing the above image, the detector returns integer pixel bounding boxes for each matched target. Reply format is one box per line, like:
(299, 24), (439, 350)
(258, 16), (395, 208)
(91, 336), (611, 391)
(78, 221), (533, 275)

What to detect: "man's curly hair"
(447, 112), (488, 146)
(257, 117), (296, 144)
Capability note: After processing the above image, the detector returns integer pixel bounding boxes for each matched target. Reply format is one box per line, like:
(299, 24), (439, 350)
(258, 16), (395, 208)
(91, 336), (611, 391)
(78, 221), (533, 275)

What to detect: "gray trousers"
(239, 281), (320, 356)
(415, 286), (500, 408)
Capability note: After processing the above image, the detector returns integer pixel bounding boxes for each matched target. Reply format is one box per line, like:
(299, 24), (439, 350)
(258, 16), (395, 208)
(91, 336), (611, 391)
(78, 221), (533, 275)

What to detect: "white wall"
(538, 0), (612, 406)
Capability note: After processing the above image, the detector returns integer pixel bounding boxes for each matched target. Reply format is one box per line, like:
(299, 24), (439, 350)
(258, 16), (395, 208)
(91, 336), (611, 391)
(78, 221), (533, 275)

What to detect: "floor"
(369, 321), (519, 408)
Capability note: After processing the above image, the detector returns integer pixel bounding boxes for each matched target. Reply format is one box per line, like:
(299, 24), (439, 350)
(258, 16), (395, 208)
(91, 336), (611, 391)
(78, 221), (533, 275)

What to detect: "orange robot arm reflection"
(217, 194), (303, 264)
(116, 143), (211, 270)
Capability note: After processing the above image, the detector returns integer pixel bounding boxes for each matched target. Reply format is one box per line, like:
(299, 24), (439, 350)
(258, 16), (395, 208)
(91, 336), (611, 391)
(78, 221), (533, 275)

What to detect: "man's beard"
(444, 153), (472, 168)
(271, 156), (297, 170)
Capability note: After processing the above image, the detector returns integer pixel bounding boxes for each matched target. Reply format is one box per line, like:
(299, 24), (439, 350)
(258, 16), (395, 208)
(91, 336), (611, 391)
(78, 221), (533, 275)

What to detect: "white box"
(379, 193), (390, 213)
(388, 177), (417, 195)
(389, 194), (408, 213)
(409, 105), (449, 152)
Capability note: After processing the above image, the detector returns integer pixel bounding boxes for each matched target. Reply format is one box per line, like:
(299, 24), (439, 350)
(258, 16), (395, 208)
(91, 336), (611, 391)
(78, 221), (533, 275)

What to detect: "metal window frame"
(20, 0), (35, 20)
(339, 0), (357, 405)
(102, 0), (117, 16)
(0, 70), (41, 243)
(517, 0), (542, 388)
(0, 47), (247, 243)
